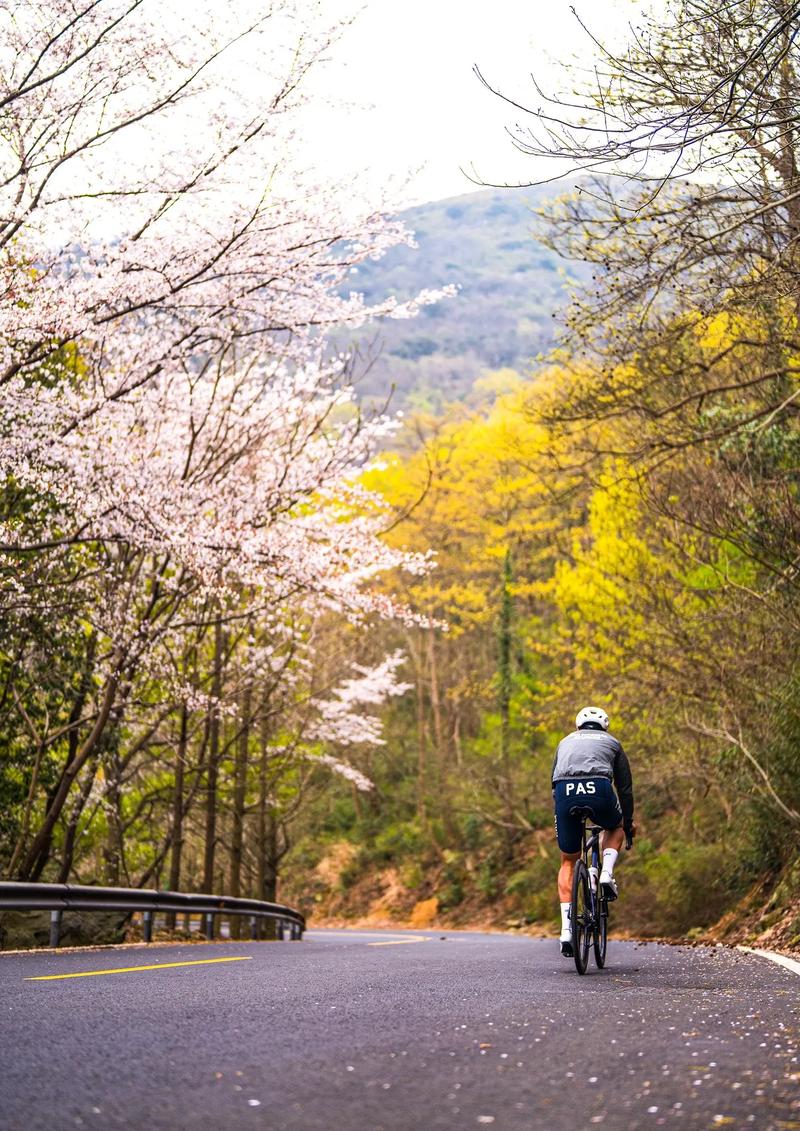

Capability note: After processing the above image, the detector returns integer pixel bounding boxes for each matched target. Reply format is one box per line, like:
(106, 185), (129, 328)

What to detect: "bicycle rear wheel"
(571, 860), (591, 974)
(593, 896), (608, 968)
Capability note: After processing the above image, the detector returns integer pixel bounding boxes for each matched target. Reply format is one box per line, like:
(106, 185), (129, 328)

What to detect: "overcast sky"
(306, 0), (655, 205)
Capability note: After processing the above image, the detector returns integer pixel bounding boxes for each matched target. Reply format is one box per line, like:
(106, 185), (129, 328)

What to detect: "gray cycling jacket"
(551, 726), (634, 821)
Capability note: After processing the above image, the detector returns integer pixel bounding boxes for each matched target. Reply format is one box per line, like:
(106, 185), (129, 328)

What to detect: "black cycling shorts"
(553, 777), (623, 854)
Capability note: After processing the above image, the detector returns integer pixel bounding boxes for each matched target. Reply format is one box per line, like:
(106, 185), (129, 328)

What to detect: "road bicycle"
(568, 805), (633, 975)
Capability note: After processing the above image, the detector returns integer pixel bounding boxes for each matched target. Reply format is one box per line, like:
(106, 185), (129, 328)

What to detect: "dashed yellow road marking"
(308, 930), (415, 939)
(367, 936), (431, 947)
(26, 956), (252, 981)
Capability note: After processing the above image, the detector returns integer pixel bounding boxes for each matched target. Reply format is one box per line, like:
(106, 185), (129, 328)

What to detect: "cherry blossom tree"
(0, 1), (447, 891)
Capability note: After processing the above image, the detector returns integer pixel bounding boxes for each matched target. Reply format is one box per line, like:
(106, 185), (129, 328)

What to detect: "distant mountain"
(336, 187), (589, 410)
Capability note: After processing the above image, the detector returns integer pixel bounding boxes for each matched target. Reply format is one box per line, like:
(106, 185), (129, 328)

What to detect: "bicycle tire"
(593, 895), (608, 968)
(571, 860), (591, 974)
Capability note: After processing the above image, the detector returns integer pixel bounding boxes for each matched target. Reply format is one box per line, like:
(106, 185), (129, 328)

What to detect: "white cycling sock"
(602, 848), (619, 875)
(560, 902), (571, 932)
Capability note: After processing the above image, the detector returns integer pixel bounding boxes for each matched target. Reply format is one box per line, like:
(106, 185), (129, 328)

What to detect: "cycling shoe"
(599, 870), (618, 901)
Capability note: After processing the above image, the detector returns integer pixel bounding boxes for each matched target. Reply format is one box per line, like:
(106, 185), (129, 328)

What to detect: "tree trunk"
(256, 714), (278, 903)
(57, 755), (100, 883)
(202, 620), (225, 893)
(428, 626), (444, 792)
(166, 704), (189, 927)
(498, 546), (515, 846)
(452, 705), (463, 770)
(103, 736), (125, 885)
(415, 630), (428, 824)
(228, 685), (251, 938)
(258, 809), (279, 904)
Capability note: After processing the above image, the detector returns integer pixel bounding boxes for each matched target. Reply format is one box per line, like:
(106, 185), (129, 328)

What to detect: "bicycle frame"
(582, 820), (604, 928)
(568, 807), (609, 974)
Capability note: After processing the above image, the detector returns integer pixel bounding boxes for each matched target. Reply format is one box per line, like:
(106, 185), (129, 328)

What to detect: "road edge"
(737, 944), (800, 977)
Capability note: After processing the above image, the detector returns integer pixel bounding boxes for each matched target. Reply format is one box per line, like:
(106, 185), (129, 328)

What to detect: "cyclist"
(551, 706), (635, 956)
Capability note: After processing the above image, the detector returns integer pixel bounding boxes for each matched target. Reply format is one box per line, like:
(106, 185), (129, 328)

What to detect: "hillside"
(336, 186), (589, 408)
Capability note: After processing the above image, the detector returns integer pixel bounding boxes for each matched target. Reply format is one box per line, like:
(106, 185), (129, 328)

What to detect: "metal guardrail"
(0, 882), (305, 948)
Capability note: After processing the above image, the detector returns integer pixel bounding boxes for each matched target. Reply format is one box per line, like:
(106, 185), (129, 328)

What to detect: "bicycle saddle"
(568, 805), (596, 818)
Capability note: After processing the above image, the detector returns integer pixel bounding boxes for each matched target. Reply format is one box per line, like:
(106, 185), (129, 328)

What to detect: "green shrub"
(504, 853), (559, 924)
(400, 861), (424, 890)
(323, 796), (357, 834)
(439, 879), (464, 909)
(371, 820), (426, 862)
(477, 858), (500, 899)
(461, 814), (483, 850)
(627, 841), (735, 935)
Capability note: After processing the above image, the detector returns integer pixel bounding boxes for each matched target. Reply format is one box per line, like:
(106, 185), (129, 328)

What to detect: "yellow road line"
(308, 930), (417, 939)
(368, 936), (431, 947)
(26, 956), (252, 981)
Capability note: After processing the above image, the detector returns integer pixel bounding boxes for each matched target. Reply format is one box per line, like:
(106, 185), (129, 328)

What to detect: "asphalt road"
(1, 929), (798, 1130)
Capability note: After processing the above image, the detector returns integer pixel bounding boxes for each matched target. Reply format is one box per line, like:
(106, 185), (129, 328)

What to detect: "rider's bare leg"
(558, 851), (580, 902)
(600, 825), (624, 854)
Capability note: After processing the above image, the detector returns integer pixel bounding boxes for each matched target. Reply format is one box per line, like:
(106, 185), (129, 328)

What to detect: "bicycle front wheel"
(571, 860), (591, 975)
(593, 896), (608, 968)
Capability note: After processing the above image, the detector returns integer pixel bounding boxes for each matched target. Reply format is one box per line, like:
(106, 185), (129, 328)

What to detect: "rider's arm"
(613, 744), (635, 824)
(550, 741), (562, 786)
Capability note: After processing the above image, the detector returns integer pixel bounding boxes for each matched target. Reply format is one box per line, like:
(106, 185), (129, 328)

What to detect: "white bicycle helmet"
(576, 705), (610, 730)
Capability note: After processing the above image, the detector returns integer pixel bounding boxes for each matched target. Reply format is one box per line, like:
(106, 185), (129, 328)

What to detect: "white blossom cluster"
(1, 1), (446, 619)
(310, 649), (413, 747)
(307, 754), (374, 793)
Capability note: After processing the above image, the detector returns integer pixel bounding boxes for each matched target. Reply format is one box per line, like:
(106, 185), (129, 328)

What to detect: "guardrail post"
(291, 923), (301, 941)
(49, 909), (62, 948)
(143, 911), (153, 943)
(204, 912), (215, 940)
(249, 916), (258, 940)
